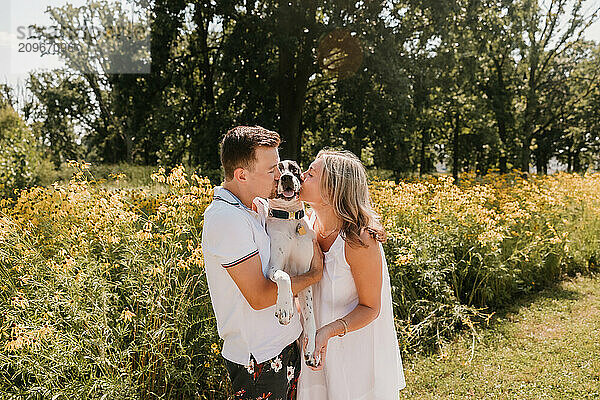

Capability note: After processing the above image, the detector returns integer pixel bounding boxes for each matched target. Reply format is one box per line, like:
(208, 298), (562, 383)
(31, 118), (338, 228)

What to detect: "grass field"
(399, 273), (600, 399)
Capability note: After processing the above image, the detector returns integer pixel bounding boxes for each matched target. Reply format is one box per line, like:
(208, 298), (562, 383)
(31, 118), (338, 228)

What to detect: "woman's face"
(299, 158), (325, 204)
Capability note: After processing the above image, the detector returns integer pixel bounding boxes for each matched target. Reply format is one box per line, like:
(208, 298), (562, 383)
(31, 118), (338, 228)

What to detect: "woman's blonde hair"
(317, 149), (387, 248)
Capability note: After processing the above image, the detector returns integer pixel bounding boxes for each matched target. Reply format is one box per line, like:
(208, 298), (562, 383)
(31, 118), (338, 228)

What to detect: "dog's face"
(276, 160), (302, 201)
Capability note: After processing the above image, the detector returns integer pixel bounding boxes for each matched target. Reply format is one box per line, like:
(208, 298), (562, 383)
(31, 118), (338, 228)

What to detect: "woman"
(297, 149), (406, 400)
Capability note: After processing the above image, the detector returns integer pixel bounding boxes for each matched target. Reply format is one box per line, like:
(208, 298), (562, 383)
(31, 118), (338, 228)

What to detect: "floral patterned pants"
(224, 339), (301, 400)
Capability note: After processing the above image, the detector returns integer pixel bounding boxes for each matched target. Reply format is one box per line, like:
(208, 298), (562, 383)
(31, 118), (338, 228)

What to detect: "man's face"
(245, 146), (281, 199)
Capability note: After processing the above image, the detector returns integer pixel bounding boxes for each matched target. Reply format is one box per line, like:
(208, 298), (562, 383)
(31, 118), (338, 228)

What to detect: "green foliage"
(0, 103), (47, 199)
(27, 70), (88, 169)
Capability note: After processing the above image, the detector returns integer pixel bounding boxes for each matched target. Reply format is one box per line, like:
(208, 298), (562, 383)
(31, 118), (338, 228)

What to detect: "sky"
(1, 0), (86, 89)
(0, 0), (142, 90)
(1, 0), (600, 92)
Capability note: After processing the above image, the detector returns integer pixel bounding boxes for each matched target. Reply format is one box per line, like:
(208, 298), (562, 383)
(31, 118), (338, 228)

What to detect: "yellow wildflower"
(4, 336), (24, 352)
(11, 293), (28, 308)
(121, 308), (136, 322)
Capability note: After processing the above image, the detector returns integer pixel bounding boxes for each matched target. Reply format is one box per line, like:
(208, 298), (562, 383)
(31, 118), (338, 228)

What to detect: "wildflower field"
(1, 162), (599, 399)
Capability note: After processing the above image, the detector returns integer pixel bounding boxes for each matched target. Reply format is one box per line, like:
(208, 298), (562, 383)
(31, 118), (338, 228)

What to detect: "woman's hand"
(306, 324), (335, 371)
(308, 238), (324, 284)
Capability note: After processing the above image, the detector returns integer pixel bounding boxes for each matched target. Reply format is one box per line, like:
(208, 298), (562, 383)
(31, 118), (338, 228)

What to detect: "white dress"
(297, 211), (406, 400)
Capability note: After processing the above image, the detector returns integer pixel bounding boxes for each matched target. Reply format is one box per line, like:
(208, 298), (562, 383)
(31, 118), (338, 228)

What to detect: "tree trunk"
(491, 56), (511, 174)
(349, 116), (364, 160)
(520, 100), (535, 174)
(535, 149), (544, 175)
(520, 133), (532, 174)
(276, 1), (316, 161)
(573, 146), (582, 173)
(567, 135), (574, 172)
(521, 43), (541, 177)
(277, 49), (310, 160)
(195, 4), (219, 169)
(278, 95), (304, 160)
(497, 118), (508, 174)
(124, 130), (133, 163)
(419, 128), (430, 177)
(452, 112), (460, 184)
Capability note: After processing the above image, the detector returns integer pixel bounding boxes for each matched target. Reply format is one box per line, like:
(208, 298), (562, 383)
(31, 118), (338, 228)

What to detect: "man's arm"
(225, 239), (324, 310)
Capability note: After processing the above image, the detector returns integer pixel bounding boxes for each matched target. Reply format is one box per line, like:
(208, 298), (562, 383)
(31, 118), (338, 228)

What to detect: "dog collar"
(269, 208), (305, 220)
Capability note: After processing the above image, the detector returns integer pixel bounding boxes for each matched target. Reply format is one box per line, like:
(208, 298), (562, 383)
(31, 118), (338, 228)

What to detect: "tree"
(515, 0), (600, 173)
(0, 98), (46, 198)
(27, 70), (89, 168)
(35, 0), (153, 163)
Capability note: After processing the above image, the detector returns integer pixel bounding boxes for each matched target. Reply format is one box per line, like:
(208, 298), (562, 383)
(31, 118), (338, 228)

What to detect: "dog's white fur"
(265, 160), (319, 367)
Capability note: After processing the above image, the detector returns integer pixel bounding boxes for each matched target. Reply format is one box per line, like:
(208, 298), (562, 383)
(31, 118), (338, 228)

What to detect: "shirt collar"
(213, 186), (252, 211)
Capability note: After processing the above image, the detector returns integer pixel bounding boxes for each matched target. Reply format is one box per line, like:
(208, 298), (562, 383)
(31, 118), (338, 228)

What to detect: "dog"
(265, 160), (320, 367)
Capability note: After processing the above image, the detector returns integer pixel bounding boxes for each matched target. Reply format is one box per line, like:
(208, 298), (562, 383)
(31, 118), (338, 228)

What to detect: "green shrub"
(0, 105), (48, 198)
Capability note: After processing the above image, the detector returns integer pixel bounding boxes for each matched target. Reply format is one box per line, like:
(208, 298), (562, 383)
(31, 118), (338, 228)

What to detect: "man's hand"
(307, 238), (324, 284)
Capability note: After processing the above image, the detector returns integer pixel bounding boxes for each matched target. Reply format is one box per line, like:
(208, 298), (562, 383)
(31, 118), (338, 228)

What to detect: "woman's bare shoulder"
(344, 229), (380, 267)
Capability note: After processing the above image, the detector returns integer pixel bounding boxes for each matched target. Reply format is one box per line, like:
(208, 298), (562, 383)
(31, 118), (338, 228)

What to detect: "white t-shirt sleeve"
(204, 210), (259, 268)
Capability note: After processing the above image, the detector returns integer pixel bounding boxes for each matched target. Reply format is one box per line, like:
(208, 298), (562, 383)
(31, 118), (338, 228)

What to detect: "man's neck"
(222, 181), (254, 210)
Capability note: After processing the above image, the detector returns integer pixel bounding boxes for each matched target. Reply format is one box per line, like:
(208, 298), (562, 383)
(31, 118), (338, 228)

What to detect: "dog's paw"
(274, 293), (294, 325)
(303, 335), (320, 367)
(304, 351), (321, 368)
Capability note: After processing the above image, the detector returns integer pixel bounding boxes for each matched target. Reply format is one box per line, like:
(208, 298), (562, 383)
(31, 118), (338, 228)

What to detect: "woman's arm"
(309, 229), (382, 369)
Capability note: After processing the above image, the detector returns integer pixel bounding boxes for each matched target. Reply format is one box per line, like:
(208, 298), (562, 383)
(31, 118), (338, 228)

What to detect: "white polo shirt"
(201, 186), (302, 365)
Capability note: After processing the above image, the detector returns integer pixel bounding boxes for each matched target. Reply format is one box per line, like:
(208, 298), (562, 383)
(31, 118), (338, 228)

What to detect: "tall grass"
(1, 162), (599, 398)
(1, 163), (226, 399)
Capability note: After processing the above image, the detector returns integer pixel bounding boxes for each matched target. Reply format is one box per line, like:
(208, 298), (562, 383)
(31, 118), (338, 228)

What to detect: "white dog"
(265, 160), (320, 367)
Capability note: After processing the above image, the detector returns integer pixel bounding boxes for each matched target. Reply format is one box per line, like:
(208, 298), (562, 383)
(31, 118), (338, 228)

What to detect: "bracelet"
(337, 318), (349, 337)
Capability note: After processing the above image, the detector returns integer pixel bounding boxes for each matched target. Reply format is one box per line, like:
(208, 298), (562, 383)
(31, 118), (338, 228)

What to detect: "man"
(201, 125), (324, 399)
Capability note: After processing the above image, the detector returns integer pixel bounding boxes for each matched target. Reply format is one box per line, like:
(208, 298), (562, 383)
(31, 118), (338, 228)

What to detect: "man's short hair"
(220, 126), (281, 180)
